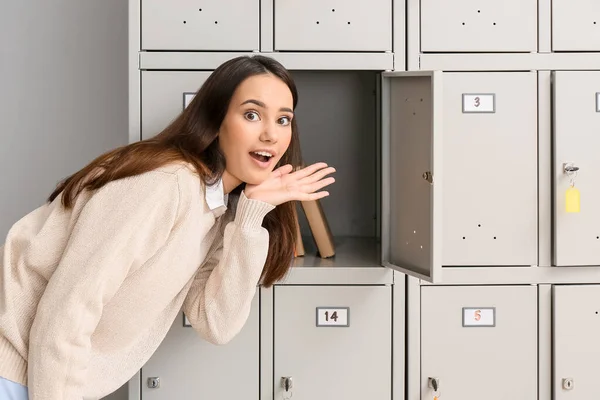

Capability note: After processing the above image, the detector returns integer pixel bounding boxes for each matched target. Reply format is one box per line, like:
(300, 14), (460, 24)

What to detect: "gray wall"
(0, 1), (129, 399)
(0, 1), (129, 239)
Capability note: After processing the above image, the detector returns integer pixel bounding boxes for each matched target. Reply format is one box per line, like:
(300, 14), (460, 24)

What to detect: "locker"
(273, 285), (392, 400)
(382, 71), (538, 281)
(420, 0), (537, 52)
(552, 0), (600, 51)
(140, 293), (260, 399)
(141, 0), (259, 51)
(553, 285), (600, 398)
(552, 71), (600, 266)
(141, 71), (212, 140)
(440, 72), (538, 267)
(139, 68), (385, 276)
(273, 0), (392, 51)
(420, 285), (538, 400)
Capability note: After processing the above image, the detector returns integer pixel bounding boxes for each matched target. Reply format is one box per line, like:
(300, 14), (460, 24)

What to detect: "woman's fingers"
(299, 176), (336, 194)
(271, 164), (293, 178)
(300, 190), (330, 201)
(290, 162), (329, 180)
(298, 166), (336, 184)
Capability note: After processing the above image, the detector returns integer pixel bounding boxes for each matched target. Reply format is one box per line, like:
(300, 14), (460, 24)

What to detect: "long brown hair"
(47, 55), (302, 287)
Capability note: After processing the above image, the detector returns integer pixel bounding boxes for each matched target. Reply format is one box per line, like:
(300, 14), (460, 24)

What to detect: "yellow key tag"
(565, 186), (580, 213)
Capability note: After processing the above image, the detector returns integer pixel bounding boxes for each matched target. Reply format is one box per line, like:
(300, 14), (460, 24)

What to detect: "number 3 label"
(316, 307), (350, 327)
(462, 93), (495, 113)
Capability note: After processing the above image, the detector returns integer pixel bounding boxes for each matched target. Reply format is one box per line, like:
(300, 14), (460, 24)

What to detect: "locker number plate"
(316, 307), (349, 327)
(183, 92), (196, 109)
(462, 307), (495, 327)
(596, 92), (600, 112)
(462, 93), (495, 113)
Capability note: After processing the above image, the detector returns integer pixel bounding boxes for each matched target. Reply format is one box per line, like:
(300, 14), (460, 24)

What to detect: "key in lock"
(281, 376), (293, 391)
(428, 377), (440, 391)
(147, 377), (160, 389)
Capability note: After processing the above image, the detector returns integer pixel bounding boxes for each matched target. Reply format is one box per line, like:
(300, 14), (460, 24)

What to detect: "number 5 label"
(462, 93), (496, 113)
(462, 307), (495, 327)
(316, 307), (350, 327)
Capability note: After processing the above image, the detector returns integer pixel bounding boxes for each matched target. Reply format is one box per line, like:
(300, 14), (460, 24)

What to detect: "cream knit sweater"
(0, 162), (275, 399)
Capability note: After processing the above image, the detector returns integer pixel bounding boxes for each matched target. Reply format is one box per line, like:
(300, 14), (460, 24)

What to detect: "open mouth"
(249, 151), (274, 163)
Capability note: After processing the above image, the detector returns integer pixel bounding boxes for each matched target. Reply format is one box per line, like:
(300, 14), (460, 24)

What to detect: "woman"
(0, 55), (335, 399)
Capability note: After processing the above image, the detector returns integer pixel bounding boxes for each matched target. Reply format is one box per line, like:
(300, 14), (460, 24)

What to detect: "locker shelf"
(292, 235), (381, 268)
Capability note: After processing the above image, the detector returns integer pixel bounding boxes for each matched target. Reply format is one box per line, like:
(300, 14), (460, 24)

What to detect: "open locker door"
(380, 71), (443, 283)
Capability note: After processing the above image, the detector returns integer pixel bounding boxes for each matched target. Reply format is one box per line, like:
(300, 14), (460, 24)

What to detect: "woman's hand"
(244, 162), (335, 206)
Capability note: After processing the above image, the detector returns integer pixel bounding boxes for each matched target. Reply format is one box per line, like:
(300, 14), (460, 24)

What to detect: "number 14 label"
(316, 307), (350, 327)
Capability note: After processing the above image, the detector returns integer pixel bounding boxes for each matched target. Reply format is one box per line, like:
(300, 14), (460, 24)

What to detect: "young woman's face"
(218, 73), (294, 190)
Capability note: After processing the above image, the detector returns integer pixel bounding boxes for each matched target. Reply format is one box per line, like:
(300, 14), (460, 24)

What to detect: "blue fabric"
(0, 376), (28, 400)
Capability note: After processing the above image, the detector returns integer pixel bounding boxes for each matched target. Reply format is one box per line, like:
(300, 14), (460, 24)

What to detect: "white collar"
(205, 178), (229, 216)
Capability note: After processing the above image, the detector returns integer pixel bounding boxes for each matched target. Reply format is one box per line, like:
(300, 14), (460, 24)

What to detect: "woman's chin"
(239, 172), (270, 186)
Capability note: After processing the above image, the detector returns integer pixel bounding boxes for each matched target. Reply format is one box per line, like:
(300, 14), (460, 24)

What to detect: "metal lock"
(563, 162), (579, 174)
(147, 377), (160, 389)
(562, 378), (574, 390)
(281, 376), (293, 391)
(428, 377), (440, 391)
(423, 171), (434, 184)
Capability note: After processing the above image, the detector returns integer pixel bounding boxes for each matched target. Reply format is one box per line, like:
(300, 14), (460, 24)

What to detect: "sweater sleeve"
(182, 191), (275, 345)
(27, 171), (181, 400)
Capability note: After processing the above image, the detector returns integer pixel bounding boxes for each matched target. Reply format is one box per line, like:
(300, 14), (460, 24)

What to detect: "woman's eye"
(245, 111), (260, 121)
(278, 116), (291, 126)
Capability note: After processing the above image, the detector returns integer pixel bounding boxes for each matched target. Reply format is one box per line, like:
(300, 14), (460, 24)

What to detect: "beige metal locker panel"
(274, 285), (392, 400)
(420, 0), (537, 52)
(421, 285), (538, 400)
(274, 0), (392, 51)
(141, 71), (212, 140)
(442, 72), (538, 266)
(141, 0), (259, 51)
(553, 285), (600, 398)
(553, 71), (600, 266)
(552, 0), (600, 51)
(140, 292), (260, 399)
(381, 71), (444, 283)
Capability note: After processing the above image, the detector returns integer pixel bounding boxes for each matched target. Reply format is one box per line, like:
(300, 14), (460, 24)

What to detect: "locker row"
(138, 0), (600, 53)
(139, 66), (600, 283)
(129, 283), (600, 399)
